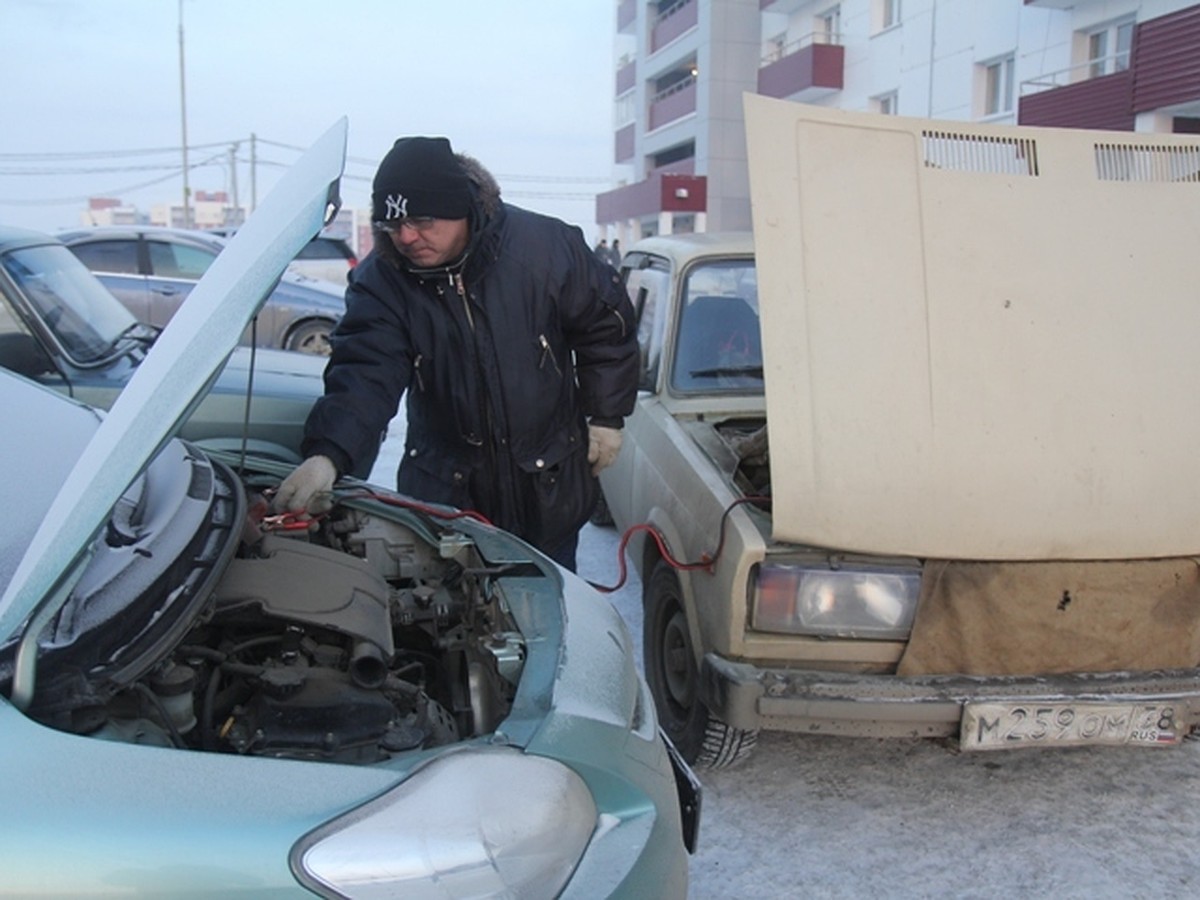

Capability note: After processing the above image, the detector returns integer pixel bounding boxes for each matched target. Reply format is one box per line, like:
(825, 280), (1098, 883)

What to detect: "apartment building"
(597, 0), (1200, 240)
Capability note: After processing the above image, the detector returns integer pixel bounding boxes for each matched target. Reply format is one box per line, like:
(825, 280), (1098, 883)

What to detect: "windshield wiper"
(117, 322), (160, 347)
(688, 365), (764, 379)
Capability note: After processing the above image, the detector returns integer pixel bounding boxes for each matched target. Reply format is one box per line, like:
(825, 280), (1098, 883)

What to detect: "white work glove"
(587, 424), (623, 477)
(272, 455), (337, 514)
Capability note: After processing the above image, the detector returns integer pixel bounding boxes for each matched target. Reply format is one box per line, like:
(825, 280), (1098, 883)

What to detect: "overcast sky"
(0, 0), (615, 237)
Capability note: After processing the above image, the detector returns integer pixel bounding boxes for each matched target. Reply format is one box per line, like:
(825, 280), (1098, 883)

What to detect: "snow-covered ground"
(372, 416), (1200, 899)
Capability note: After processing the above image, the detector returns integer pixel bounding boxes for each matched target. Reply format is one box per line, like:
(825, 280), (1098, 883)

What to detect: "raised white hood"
(745, 95), (1200, 560)
(0, 119), (346, 652)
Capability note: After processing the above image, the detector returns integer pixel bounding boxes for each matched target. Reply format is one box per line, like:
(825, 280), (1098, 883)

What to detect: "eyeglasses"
(374, 216), (439, 234)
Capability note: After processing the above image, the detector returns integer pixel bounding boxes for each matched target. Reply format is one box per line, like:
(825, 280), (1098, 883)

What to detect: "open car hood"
(0, 119), (347, 639)
(745, 95), (1200, 560)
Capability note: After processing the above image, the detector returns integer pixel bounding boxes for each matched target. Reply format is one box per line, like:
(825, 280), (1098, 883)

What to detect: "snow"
(373, 415), (1200, 899)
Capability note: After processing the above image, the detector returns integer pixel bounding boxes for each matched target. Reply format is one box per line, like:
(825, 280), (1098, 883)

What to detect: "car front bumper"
(702, 653), (1200, 745)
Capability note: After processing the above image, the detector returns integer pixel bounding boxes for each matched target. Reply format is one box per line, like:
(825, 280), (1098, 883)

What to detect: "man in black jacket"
(274, 136), (638, 570)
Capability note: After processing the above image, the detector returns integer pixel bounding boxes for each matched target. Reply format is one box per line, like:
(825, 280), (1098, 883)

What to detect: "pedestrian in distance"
(608, 238), (622, 268)
(594, 237), (610, 262)
(273, 136), (639, 571)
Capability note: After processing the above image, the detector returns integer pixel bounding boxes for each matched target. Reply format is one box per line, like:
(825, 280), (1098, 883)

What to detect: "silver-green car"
(0, 225), (327, 467)
(0, 120), (696, 896)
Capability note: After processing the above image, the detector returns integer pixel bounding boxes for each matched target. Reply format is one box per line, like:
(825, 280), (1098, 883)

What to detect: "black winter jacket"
(302, 158), (638, 552)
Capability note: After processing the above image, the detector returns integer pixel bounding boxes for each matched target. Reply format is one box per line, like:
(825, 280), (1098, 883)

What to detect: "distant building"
(149, 190), (246, 230)
(598, 0), (1200, 241)
(80, 197), (142, 227)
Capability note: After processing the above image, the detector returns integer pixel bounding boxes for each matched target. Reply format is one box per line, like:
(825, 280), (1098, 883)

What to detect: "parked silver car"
(289, 233), (357, 285)
(0, 119), (697, 897)
(0, 224), (326, 466)
(59, 225), (345, 354)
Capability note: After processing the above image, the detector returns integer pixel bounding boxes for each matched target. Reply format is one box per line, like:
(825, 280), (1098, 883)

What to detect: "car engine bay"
(11, 456), (529, 764)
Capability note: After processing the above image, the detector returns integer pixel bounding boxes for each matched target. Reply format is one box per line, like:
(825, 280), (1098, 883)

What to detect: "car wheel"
(644, 561), (758, 768)
(284, 320), (334, 355)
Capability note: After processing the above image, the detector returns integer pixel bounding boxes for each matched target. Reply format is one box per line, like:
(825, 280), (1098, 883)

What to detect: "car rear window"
(69, 240), (140, 275)
(147, 241), (213, 280)
(295, 238), (353, 261)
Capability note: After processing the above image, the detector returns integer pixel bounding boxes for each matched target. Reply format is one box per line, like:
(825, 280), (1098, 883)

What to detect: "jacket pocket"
(515, 425), (599, 551)
(396, 441), (473, 510)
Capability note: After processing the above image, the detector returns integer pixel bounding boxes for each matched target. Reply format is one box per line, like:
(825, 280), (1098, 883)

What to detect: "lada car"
(599, 96), (1200, 767)
(0, 119), (697, 897)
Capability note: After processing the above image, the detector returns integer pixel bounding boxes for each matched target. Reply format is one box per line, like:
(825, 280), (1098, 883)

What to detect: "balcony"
(1132, 4), (1200, 115)
(1020, 5), (1200, 131)
(1019, 58), (1135, 131)
(596, 166), (707, 224)
(615, 122), (636, 164)
(617, 0), (636, 33)
(649, 75), (697, 131)
(616, 58), (636, 96)
(758, 33), (844, 100)
(651, 0), (697, 54)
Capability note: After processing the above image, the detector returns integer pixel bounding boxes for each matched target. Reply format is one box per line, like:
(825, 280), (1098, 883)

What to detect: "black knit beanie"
(371, 137), (471, 223)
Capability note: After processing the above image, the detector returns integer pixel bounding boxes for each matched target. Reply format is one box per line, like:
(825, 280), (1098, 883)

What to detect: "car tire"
(284, 320), (335, 355)
(644, 561), (758, 768)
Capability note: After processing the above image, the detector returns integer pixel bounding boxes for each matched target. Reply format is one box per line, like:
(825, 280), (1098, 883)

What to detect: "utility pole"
(178, 0), (190, 228)
(250, 133), (258, 212)
(228, 142), (240, 226)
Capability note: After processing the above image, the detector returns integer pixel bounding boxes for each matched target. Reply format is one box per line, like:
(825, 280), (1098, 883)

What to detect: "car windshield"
(671, 258), (764, 394)
(1, 243), (136, 363)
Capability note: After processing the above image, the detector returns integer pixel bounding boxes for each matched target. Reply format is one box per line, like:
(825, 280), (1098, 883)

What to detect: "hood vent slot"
(922, 130), (1039, 176)
(1094, 142), (1200, 182)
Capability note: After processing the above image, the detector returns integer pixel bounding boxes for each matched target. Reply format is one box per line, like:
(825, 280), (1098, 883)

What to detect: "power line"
(0, 152), (225, 205)
(0, 140), (235, 161)
(0, 137), (610, 209)
(0, 137), (608, 183)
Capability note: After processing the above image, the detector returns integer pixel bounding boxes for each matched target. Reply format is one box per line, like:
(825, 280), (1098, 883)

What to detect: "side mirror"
(0, 332), (55, 377)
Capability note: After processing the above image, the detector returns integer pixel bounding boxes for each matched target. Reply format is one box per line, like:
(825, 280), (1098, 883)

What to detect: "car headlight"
(752, 563), (921, 639)
(293, 747), (596, 899)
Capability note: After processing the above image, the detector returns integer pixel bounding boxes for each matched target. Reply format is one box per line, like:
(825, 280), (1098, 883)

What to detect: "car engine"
(19, 469), (529, 765)
(721, 418), (771, 498)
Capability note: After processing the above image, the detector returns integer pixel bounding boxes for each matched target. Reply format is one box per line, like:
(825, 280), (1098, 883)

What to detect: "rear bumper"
(702, 653), (1200, 740)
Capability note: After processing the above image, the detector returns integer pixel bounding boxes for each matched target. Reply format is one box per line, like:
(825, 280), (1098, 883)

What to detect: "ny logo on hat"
(384, 194), (408, 220)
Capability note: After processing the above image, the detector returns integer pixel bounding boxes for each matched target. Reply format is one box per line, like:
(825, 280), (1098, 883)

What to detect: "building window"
(1087, 18), (1134, 78)
(872, 91), (898, 115)
(816, 5), (841, 44)
(873, 0), (900, 34)
(982, 55), (1015, 117)
(652, 141), (695, 169)
(615, 93), (636, 127)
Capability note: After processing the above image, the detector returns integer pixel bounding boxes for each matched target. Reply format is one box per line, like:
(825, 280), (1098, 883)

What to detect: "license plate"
(960, 700), (1184, 750)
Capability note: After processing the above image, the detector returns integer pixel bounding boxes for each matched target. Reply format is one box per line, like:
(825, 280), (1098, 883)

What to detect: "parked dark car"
(0, 224), (326, 465)
(60, 225), (344, 354)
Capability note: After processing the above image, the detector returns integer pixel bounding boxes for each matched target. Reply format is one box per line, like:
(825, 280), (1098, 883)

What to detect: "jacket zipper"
(456, 273), (490, 452)
(413, 353), (425, 392)
(454, 272), (474, 330)
(538, 334), (562, 376)
(609, 306), (628, 337)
